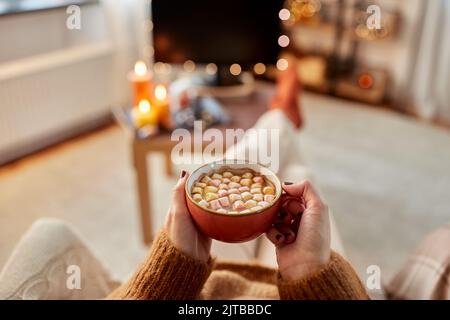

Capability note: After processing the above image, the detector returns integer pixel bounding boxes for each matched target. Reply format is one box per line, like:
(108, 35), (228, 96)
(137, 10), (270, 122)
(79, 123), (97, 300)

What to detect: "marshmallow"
(251, 183), (263, 189)
(228, 188), (239, 194)
(218, 183), (229, 190)
(250, 188), (262, 194)
(218, 189), (228, 197)
(201, 176), (212, 183)
(208, 179), (221, 187)
(230, 176), (241, 182)
(264, 195), (274, 202)
(210, 199), (222, 210)
(253, 194), (263, 202)
(263, 186), (275, 195)
(233, 200), (245, 210)
(252, 176), (264, 184)
(218, 197), (230, 207)
(193, 194), (203, 202)
(198, 200), (209, 208)
(192, 187), (203, 194)
(229, 182), (241, 189)
(244, 200), (257, 209)
(204, 186), (218, 194)
(229, 194), (242, 203)
(239, 186), (250, 193)
(241, 192), (253, 201)
(205, 193), (218, 202)
(222, 171), (233, 178)
(212, 173), (223, 180)
(195, 182), (207, 188)
(242, 172), (253, 179)
(240, 179), (252, 187)
(258, 201), (270, 207)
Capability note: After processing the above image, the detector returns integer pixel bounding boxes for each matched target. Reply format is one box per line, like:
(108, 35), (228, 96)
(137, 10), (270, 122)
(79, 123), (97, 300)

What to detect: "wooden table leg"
(164, 149), (174, 176)
(132, 141), (153, 245)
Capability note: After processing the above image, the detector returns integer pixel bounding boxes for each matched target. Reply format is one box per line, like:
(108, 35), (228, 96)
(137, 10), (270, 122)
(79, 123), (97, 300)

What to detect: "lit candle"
(128, 61), (153, 106)
(152, 83), (172, 129)
(132, 99), (158, 131)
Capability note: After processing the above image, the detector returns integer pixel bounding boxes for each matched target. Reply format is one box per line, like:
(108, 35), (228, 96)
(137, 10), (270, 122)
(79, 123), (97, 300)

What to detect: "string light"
(134, 61), (148, 76)
(206, 63), (218, 75)
(143, 19), (153, 32)
(278, 35), (290, 47)
(153, 62), (165, 74)
(254, 63), (266, 75)
(143, 45), (154, 58)
(279, 8), (291, 21)
(162, 63), (172, 74)
(230, 63), (241, 76)
(276, 58), (289, 71)
(184, 60), (196, 72)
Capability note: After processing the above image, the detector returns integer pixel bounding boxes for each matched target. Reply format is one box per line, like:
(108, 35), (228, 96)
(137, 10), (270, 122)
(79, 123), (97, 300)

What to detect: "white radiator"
(0, 41), (117, 164)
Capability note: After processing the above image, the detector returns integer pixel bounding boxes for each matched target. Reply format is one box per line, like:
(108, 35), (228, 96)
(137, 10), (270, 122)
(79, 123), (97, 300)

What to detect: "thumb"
(171, 170), (190, 211)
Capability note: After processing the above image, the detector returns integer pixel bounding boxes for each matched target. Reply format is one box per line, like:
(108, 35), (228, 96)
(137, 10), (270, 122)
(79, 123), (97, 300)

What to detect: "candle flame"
(134, 61), (148, 76)
(138, 100), (151, 113)
(154, 84), (167, 101)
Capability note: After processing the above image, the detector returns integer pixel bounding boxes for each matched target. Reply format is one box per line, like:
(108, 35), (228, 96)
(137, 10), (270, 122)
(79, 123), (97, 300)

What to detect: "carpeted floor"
(1, 92), (449, 285)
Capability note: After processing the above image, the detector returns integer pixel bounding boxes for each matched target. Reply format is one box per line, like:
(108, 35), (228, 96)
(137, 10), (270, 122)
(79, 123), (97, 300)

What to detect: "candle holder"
(128, 61), (153, 106)
(151, 82), (172, 130)
(131, 99), (159, 137)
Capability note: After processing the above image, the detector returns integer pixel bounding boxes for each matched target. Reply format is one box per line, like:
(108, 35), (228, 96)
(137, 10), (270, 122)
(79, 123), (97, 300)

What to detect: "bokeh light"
(276, 58), (289, 71)
(153, 62), (165, 74)
(230, 63), (242, 76)
(279, 8), (291, 21)
(206, 63), (218, 75)
(278, 35), (290, 47)
(254, 63), (266, 75)
(184, 60), (196, 72)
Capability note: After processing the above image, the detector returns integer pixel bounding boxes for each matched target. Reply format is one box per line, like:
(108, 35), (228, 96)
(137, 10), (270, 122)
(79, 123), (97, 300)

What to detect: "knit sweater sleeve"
(277, 251), (369, 300)
(106, 231), (213, 300)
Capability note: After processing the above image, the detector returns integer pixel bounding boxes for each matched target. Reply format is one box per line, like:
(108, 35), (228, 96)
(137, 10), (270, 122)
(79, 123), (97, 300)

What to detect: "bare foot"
(269, 58), (303, 129)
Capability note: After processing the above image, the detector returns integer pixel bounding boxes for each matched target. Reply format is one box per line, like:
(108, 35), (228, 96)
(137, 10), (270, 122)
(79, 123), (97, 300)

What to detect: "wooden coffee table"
(116, 82), (274, 244)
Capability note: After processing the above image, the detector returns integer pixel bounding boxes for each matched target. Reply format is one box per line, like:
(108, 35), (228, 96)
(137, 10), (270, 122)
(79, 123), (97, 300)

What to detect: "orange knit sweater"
(107, 231), (369, 300)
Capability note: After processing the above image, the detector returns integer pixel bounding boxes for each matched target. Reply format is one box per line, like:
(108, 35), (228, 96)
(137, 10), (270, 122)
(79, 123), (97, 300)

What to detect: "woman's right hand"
(266, 180), (331, 281)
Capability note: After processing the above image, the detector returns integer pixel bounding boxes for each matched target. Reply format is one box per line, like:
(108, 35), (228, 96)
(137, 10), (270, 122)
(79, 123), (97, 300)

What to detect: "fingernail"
(283, 181), (293, 185)
(275, 234), (282, 241)
(180, 170), (187, 178)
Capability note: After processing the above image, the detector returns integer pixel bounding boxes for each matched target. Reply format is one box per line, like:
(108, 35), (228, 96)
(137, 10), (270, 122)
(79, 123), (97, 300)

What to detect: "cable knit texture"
(107, 231), (368, 300)
(278, 252), (369, 300)
(108, 231), (213, 300)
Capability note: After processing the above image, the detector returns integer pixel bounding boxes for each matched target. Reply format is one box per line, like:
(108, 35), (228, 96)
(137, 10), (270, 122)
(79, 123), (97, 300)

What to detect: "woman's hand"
(164, 170), (211, 262)
(266, 180), (331, 280)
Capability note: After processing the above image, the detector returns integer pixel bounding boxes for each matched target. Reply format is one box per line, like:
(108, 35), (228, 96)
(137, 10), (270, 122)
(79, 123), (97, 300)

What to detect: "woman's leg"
(0, 218), (119, 300)
(225, 58), (303, 174)
(385, 225), (450, 300)
(223, 60), (345, 262)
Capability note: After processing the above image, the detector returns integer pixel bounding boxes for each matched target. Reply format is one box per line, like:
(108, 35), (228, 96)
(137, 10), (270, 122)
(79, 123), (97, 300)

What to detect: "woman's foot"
(269, 58), (303, 129)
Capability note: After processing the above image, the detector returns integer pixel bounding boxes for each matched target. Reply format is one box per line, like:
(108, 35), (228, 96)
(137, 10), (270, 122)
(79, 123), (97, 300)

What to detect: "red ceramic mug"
(185, 160), (303, 243)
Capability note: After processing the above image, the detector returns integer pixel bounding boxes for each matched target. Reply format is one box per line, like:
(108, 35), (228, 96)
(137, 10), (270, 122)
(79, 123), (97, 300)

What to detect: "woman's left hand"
(164, 170), (212, 262)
